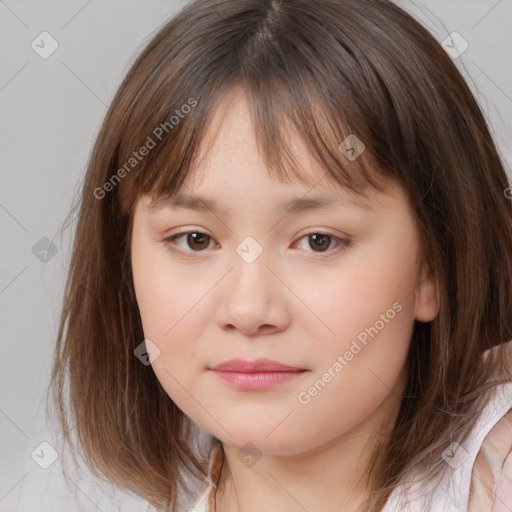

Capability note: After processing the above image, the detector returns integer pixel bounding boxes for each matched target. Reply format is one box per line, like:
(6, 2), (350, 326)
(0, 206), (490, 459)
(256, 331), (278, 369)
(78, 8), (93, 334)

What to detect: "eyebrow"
(148, 191), (373, 218)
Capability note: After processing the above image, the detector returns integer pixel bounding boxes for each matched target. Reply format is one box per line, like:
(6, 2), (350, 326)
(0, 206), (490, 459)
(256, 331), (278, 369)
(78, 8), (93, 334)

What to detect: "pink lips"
(209, 358), (309, 390)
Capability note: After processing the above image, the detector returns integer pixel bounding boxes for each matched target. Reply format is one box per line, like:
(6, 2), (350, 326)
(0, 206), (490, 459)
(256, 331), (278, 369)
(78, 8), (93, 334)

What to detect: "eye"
(164, 231), (217, 252)
(162, 231), (351, 255)
(295, 232), (352, 254)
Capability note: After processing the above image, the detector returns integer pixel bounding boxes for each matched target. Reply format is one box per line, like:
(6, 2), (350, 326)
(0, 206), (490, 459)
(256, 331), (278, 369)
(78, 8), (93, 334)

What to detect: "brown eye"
(164, 231), (215, 252)
(308, 234), (332, 252)
(296, 233), (351, 254)
(185, 232), (211, 251)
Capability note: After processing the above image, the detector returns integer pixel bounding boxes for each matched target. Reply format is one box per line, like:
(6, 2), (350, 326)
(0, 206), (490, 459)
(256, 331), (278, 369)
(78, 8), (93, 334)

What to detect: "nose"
(214, 248), (292, 337)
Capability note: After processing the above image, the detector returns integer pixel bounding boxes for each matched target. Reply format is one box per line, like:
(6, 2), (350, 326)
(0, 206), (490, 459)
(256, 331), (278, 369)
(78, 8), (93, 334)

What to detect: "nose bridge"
(235, 234), (266, 266)
(216, 234), (286, 333)
(230, 234), (272, 297)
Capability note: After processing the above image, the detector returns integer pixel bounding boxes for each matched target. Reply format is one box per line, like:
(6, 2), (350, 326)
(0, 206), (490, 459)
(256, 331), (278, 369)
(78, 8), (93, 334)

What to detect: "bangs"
(116, 61), (395, 219)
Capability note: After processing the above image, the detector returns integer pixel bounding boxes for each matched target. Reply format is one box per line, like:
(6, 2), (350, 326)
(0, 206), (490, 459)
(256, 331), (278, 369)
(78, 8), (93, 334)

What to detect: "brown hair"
(49, 0), (512, 510)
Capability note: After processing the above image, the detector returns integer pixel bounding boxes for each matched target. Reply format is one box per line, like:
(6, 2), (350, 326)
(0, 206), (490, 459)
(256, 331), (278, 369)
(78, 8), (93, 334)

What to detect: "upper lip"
(210, 358), (306, 373)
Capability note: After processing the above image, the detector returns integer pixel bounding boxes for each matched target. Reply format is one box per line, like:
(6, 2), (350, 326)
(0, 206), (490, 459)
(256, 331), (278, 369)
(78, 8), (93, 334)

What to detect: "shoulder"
(469, 407), (512, 511)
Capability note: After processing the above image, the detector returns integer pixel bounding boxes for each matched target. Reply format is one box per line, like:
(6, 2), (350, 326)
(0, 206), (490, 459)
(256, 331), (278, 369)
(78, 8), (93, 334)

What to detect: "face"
(130, 87), (439, 456)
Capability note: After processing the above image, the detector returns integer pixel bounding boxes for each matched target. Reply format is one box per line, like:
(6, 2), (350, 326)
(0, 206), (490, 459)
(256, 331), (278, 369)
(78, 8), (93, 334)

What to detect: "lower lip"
(211, 370), (308, 390)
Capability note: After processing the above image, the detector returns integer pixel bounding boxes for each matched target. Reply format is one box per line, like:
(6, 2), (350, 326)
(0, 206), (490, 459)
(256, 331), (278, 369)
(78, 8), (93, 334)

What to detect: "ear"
(414, 262), (440, 323)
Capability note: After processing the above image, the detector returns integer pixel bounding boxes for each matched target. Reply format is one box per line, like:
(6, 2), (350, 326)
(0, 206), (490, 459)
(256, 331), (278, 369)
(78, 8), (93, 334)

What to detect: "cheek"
(292, 234), (418, 408)
(130, 234), (212, 406)
(131, 235), (203, 337)
(289, 265), (415, 453)
(296, 240), (417, 351)
(131, 248), (176, 336)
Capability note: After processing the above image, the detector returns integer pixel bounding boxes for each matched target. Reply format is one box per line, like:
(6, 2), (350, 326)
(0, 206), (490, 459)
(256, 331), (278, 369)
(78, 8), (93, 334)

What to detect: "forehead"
(140, 161), (400, 222)
(143, 146), (394, 219)
(134, 85), (400, 217)
(176, 92), (352, 189)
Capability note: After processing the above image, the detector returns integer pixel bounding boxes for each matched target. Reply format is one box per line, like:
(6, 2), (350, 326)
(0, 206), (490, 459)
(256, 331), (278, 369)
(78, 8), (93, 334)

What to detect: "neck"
(212, 389), (402, 512)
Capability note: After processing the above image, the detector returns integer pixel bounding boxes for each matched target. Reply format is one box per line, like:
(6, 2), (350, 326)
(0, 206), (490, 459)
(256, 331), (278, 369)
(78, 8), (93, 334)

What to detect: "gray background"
(1, 0), (511, 510)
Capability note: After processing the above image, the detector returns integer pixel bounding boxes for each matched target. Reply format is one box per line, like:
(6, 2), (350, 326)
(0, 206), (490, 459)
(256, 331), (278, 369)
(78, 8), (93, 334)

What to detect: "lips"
(209, 358), (306, 373)
(209, 358), (309, 390)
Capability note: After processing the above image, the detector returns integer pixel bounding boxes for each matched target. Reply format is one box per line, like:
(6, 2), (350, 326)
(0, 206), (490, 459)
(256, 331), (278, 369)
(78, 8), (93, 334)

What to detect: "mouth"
(208, 358), (310, 390)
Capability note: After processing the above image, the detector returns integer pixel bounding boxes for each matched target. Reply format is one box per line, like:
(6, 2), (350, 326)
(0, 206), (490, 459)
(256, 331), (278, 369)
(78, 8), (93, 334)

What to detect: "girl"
(48, 0), (512, 511)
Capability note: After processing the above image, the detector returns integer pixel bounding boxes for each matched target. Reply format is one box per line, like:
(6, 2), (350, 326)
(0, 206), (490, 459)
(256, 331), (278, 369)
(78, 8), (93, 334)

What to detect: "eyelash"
(162, 230), (352, 256)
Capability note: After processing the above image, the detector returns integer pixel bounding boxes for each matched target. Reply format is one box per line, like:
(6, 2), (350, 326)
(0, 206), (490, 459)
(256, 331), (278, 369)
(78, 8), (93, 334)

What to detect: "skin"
(130, 86), (440, 511)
